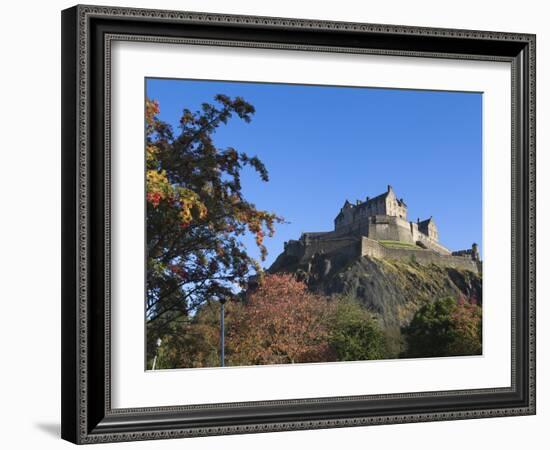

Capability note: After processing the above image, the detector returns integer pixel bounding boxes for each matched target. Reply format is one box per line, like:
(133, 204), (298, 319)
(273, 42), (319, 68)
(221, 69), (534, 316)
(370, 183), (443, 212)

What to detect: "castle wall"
(414, 231), (452, 255)
(331, 215), (451, 255)
(366, 215), (415, 244)
(360, 237), (478, 273)
(331, 218), (369, 238)
(284, 240), (305, 258)
(409, 222), (450, 255)
(410, 222), (419, 241)
(335, 206), (355, 230)
(302, 236), (360, 261)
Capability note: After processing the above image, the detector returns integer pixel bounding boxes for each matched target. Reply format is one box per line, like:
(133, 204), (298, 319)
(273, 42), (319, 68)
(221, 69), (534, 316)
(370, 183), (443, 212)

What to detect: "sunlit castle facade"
(269, 185), (480, 275)
(332, 185), (446, 253)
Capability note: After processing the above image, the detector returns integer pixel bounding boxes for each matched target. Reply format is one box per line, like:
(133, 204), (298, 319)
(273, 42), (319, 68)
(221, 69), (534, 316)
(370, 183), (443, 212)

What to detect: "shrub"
(402, 296), (482, 358)
(327, 296), (385, 361)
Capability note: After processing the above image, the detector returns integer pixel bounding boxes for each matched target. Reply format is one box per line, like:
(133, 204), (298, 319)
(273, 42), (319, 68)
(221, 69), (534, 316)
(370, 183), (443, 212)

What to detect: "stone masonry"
(269, 186), (481, 274)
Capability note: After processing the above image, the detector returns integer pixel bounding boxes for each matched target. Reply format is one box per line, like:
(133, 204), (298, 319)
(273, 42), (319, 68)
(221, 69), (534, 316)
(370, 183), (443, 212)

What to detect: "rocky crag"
(268, 251), (482, 356)
(267, 186), (482, 356)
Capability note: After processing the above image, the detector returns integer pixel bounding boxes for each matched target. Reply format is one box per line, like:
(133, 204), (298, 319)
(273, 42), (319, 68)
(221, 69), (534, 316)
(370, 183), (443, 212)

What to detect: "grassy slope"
(378, 240), (422, 250)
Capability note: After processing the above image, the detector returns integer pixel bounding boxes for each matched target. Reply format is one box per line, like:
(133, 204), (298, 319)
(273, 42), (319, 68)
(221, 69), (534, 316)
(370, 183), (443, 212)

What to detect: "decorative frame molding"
(61, 4), (536, 444)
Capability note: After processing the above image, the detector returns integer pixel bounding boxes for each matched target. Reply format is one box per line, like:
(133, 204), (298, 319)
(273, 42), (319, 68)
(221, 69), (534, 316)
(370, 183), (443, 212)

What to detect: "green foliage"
(402, 296), (482, 358)
(327, 296), (385, 361)
(148, 300), (243, 369)
(149, 278), (391, 369)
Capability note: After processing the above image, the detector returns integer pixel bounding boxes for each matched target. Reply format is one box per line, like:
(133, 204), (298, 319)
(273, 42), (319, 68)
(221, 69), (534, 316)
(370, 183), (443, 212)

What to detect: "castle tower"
(471, 243), (480, 261)
(418, 217), (439, 242)
(384, 185), (407, 220)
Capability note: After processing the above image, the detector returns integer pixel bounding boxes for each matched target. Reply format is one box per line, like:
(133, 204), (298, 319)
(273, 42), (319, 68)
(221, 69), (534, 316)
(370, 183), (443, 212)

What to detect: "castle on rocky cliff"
(269, 186), (480, 275)
(334, 185), (448, 253)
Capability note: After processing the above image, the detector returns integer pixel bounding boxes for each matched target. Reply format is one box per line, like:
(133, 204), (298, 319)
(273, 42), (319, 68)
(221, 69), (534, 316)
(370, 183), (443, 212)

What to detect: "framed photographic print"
(61, 5), (536, 444)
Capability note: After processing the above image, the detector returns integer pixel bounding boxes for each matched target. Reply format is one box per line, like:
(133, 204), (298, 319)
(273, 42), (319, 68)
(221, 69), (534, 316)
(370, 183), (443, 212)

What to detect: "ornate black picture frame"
(61, 4), (536, 444)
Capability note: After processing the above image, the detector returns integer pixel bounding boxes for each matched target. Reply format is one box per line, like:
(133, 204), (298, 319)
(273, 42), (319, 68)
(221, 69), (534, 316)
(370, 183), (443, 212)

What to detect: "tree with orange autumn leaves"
(152, 274), (386, 369)
(228, 273), (334, 365)
(151, 272), (480, 369)
(226, 274), (385, 366)
(145, 95), (283, 359)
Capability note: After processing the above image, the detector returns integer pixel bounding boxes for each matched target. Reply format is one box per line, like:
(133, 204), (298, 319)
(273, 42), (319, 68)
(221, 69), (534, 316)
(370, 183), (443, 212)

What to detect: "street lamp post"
(219, 297), (227, 367)
(151, 337), (162, 370)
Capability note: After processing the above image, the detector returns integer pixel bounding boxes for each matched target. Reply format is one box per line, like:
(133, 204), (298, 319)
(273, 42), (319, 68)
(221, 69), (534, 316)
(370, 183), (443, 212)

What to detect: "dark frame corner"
(61, 4), (536, 444)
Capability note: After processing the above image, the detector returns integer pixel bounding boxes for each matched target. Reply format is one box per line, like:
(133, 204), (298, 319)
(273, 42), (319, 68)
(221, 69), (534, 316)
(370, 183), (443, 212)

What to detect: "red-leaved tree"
(227, 274), (334, 365)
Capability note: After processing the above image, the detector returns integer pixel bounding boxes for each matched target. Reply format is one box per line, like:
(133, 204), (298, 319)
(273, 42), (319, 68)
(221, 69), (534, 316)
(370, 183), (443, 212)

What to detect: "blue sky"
(146, 78), (482, 268)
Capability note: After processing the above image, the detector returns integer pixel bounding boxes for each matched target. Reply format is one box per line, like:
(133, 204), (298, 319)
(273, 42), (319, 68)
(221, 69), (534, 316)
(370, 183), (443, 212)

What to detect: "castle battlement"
(269, 186), (480, 274)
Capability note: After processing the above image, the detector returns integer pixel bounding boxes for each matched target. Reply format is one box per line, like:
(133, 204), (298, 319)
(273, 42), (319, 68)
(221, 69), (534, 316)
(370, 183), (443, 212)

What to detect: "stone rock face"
(269, 253), (482, 356)
(267, 186), (482, 356)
